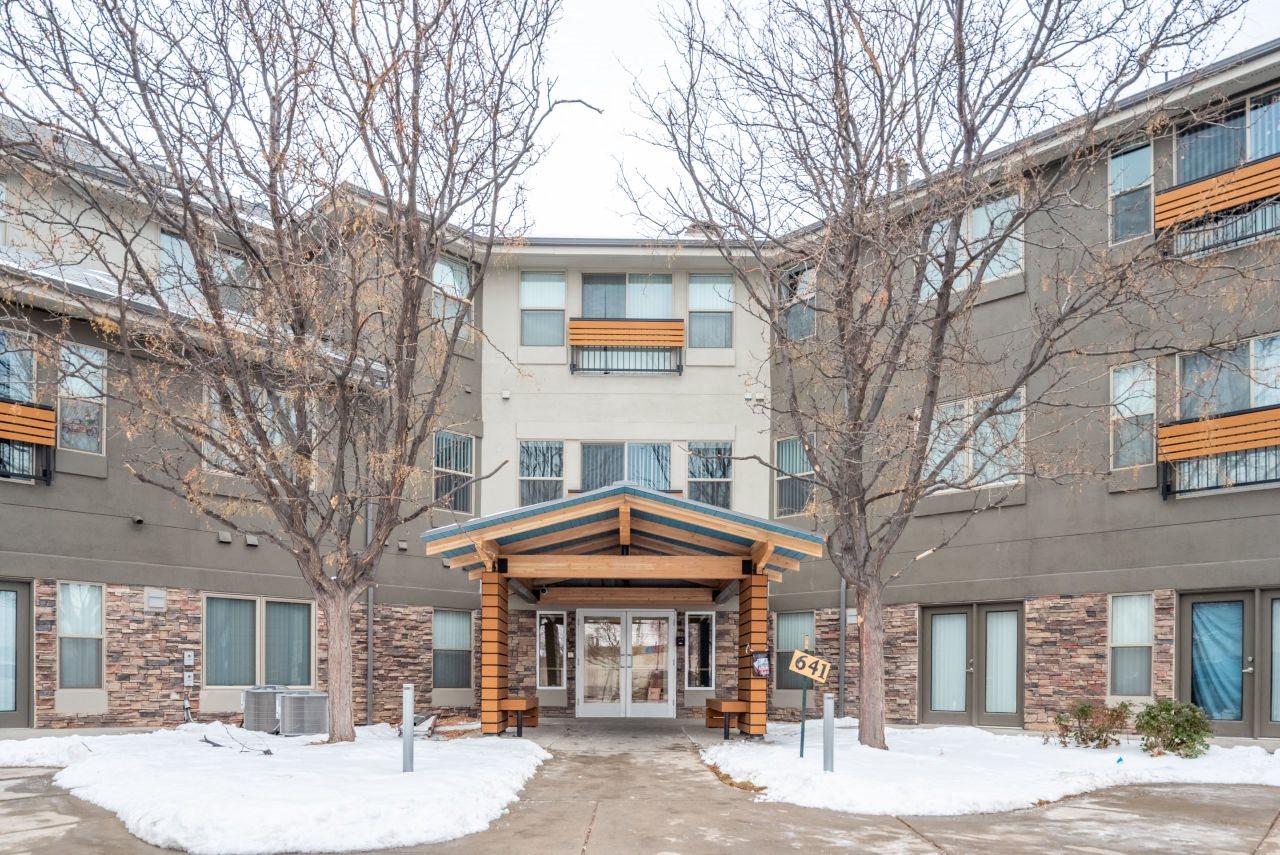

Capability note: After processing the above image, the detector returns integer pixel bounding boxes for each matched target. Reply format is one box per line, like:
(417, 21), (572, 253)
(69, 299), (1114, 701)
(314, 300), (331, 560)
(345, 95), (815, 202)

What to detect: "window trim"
(433, 430), (476, 514)
(1107, 592), (1155, 700)
(57, 580), (105, 690)
(535, 610), (567, 690)
(684, 611), (716, 690)
(519, 271), (567, 347)
(774, 433), (815, 517)
(432, 607), (474, 691)
(518, 439), (565, 506)
(1108, 144), (1154, 246)
(1109, 360), (1156, 471)
(57, 342), (106, 457)
(686, 440), (732, 509)
(924, 388), (1027, 494)
(200, 593), (317, 689)
(1175, 330), (1280, 421)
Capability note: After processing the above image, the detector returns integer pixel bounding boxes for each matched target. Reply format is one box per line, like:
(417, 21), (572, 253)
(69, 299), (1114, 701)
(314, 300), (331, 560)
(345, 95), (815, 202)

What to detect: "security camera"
(131, 515), (145, 526)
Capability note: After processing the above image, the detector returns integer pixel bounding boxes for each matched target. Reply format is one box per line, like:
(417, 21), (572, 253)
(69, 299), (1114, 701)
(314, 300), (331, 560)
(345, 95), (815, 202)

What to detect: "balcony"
(567, 318), (685, 375)
(1156, 152), (1280, 255)
(1157, 404), (1280, 497)
(0, 397), (56, 484)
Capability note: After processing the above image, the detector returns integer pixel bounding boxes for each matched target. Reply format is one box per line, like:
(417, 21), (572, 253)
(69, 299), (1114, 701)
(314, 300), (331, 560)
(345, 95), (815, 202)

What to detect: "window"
(925, 390), (1024, 491)
(434, 431), (474, 513)
(1179, 333), (1280, 419)
(432, 257), (472, 339)
(519, 440), (563, 506)
(582, 273), (672, 318)
(581, 442), (671, 492)
(520, 272), (565, 346)
(781, 269), (815, 340)
(685, 612), (715, 689)
(1110, 146), (1153, 242)
(1111, 362), (1155, 469)
(775, 435), (813, 516)
(58, 344), (105, 455)
(205, 595), (313, 687)
(536, 611), (566, 689)
(923, 195), (1023, 299)
(687, 441), (732, 508)
(158, 232), (249, 309)
(1110, 594), (1153, 696)
(776, 611), (814, 690)
(1175, 91), (1280, 184)
(204, 385), (304, 478)
(58, 582), (103, 689)
(688, 274), (733, 348)
(433, 609), (472, 689)
(0, 331), (36, 480)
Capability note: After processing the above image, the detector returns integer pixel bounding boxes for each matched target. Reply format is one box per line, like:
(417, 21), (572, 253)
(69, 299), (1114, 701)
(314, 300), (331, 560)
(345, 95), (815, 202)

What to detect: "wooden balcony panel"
(1155, 153), (1280, 230)
(1156, 406), (1280, 462)
(0, 401), (56, 447)
(567, 318), (685, 348)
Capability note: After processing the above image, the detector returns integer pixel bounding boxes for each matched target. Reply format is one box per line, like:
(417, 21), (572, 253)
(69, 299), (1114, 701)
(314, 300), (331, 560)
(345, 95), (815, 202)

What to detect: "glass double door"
(920, 603), (1024, 727)
(0, 580), (31, 729)
(576, 610), (676, 718)
(1180, 591), (1280, 738)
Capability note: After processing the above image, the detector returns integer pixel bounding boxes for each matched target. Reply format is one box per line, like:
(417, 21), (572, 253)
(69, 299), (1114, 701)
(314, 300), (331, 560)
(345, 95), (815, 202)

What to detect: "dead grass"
(705, 761), (766, 793)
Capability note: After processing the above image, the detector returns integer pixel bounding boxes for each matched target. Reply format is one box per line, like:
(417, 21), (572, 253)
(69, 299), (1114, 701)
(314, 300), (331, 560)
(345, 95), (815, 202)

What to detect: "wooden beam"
(628, 534), (705, 557)
(619, 503), (631, 547)
(539, 587), (713, 605)
(626, 495), (824, 556)
(715, 580), (740, 604)
(424, 494), (624, 554)
(504, 554), (744, 580)
(508, 578), (539, 604)
(501, 517), (619, 555)
(628, 517), (751, 556)
(752, 540), (775, 572)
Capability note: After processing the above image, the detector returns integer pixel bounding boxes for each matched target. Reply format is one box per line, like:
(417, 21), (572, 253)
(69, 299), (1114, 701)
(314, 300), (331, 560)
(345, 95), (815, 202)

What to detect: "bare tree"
(640, 0), (1248, 748)
(0, 0), (570, 741)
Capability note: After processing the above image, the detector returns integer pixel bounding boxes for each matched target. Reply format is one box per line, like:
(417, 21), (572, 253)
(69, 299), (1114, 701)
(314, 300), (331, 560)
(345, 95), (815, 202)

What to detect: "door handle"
(1242, 667), (1255, 674)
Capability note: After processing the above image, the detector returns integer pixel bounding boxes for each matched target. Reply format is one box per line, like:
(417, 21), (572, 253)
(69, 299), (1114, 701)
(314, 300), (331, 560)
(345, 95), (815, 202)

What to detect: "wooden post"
(737, 573), (768, 736)
(479, 573), (510, 735)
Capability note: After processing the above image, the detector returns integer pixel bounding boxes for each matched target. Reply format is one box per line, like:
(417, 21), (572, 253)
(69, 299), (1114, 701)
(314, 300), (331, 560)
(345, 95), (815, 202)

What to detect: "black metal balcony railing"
(1157, 403), (1280, 497)
(1171, 200), (1280, 256)
(570, 345), (683, 375)
(1156, 150), (1280, 256)
(567, 318), (685, 375)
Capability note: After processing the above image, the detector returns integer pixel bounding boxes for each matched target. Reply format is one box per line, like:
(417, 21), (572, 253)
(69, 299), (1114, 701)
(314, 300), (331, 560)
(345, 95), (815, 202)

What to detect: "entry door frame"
(575, 608), (677, 719)
(1179, 590), (1257, 738)
(0, 579), (32, 729)
(1262, 589), (1279, 739)
(919, 601), (1025, 727)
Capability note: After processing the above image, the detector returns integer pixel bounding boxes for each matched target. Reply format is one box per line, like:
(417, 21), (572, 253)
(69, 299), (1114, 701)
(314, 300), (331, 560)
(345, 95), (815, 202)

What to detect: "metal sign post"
(402, 684), (414, 773)
(786, 641), (834, 761)
(823, 694), (835, 772)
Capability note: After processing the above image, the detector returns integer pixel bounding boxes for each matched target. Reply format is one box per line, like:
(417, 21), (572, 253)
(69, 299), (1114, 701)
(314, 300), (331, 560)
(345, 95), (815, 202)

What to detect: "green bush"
(1047, 701), (1132, 749)
(1134, 698), (1212, 758)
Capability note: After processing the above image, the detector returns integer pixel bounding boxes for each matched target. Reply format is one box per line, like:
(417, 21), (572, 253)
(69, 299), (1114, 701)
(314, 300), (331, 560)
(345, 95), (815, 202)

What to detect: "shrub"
(1047, 701), (1132, 749)
(1134, 698), (1212, 759)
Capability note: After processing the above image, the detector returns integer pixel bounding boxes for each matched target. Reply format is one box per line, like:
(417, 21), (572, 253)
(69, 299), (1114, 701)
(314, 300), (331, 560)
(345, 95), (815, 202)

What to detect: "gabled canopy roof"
(421, 482), (824, 575)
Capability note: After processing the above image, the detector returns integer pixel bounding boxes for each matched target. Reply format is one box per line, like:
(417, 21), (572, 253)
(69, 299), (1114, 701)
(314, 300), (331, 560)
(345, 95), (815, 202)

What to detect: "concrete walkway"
(1, 718), (1278, 854)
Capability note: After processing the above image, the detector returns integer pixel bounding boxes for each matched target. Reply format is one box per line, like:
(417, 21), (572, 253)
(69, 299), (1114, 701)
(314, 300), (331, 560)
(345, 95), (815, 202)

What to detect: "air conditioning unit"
(279, 691), (329, 736)
(242, 685), (290, 733)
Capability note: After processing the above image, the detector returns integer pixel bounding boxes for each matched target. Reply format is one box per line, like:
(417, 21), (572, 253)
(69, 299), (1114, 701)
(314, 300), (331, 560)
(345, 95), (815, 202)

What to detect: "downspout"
(365, 506), (375, 726)
(837, 579), (847, 718)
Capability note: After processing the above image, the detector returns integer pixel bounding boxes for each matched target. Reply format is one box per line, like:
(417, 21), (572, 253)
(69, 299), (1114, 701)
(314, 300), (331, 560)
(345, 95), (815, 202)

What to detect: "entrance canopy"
(421, 482), (825, 736)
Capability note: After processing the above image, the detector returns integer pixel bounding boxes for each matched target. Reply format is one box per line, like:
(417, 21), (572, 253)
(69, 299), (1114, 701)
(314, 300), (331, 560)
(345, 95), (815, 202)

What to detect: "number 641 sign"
(786, 650), (832, 684)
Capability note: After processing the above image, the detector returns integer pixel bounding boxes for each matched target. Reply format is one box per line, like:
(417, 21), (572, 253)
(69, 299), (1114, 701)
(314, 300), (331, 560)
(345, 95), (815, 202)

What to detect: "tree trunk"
(857, 583), (888, 749)
(318, 590), (358, 743)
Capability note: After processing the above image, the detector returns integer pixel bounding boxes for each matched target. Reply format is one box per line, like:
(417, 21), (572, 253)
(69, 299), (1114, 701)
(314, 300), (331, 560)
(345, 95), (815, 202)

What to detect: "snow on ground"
(703, 718), (1280, 816)
(0, 722), (549, 854)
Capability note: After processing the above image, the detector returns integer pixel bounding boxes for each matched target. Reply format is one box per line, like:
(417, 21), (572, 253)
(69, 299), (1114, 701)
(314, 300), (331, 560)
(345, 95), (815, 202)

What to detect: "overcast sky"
(520, 0), (1280, 239)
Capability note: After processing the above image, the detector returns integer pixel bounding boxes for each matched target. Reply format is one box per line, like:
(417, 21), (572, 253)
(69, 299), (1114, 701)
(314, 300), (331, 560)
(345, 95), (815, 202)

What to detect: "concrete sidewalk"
(0, 718), (1278, 854)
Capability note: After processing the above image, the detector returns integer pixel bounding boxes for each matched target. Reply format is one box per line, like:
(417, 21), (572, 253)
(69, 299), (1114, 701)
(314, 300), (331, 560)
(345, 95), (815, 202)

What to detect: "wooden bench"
(497, 697), (540, 737)
(705, 699), (750, 740)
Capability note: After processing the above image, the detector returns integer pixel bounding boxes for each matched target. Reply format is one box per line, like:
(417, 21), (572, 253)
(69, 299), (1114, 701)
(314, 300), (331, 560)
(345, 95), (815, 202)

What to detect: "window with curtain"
(627, 442), (671, 491)
(206, 597), (257, 686)
(58, 582), (103, 689)
(688, 274), (733, 348)
(930, 612), (968, 711)
(687, 441), (732, 508)
(433, 609), (472, 689)
(519, 440), (564, 506)
(520, 272), (566, 346)
(434, 431), (474, 513)
(1110, 594), (1153, 696)
(984, 610), (1019, 714)
(265, 601), (311, 686)
(626, 274), (673, 317)
(1110, 145), (1153, 242)
(921, 196), (1023, 300)
(781, 269), (815, 340)
(0, 590), (15, 713)
(582, 273), (627, 318)
(0, 331), (35, 480)
(775, 436), (813, 515)
(1252, 90), (1280, 161)
(432, 257), (472, 339)
(925, 390), (1024, 491)
(776, 611), (814, 690)
(581, 442), (671, 492)
(685, 612), (715, 689)
(58, 344), (105, 454)
(582, 442), (624, 491)
(537, 612), (565, 688)
(1111, 362), (1155, 469)
(1178, 112), (1247, 183)
(1180, 334), (1280, 418)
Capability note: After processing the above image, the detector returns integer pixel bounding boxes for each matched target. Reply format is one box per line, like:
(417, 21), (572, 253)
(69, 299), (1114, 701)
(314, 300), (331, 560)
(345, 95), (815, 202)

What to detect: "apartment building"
(3, 42), (1280, 739)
